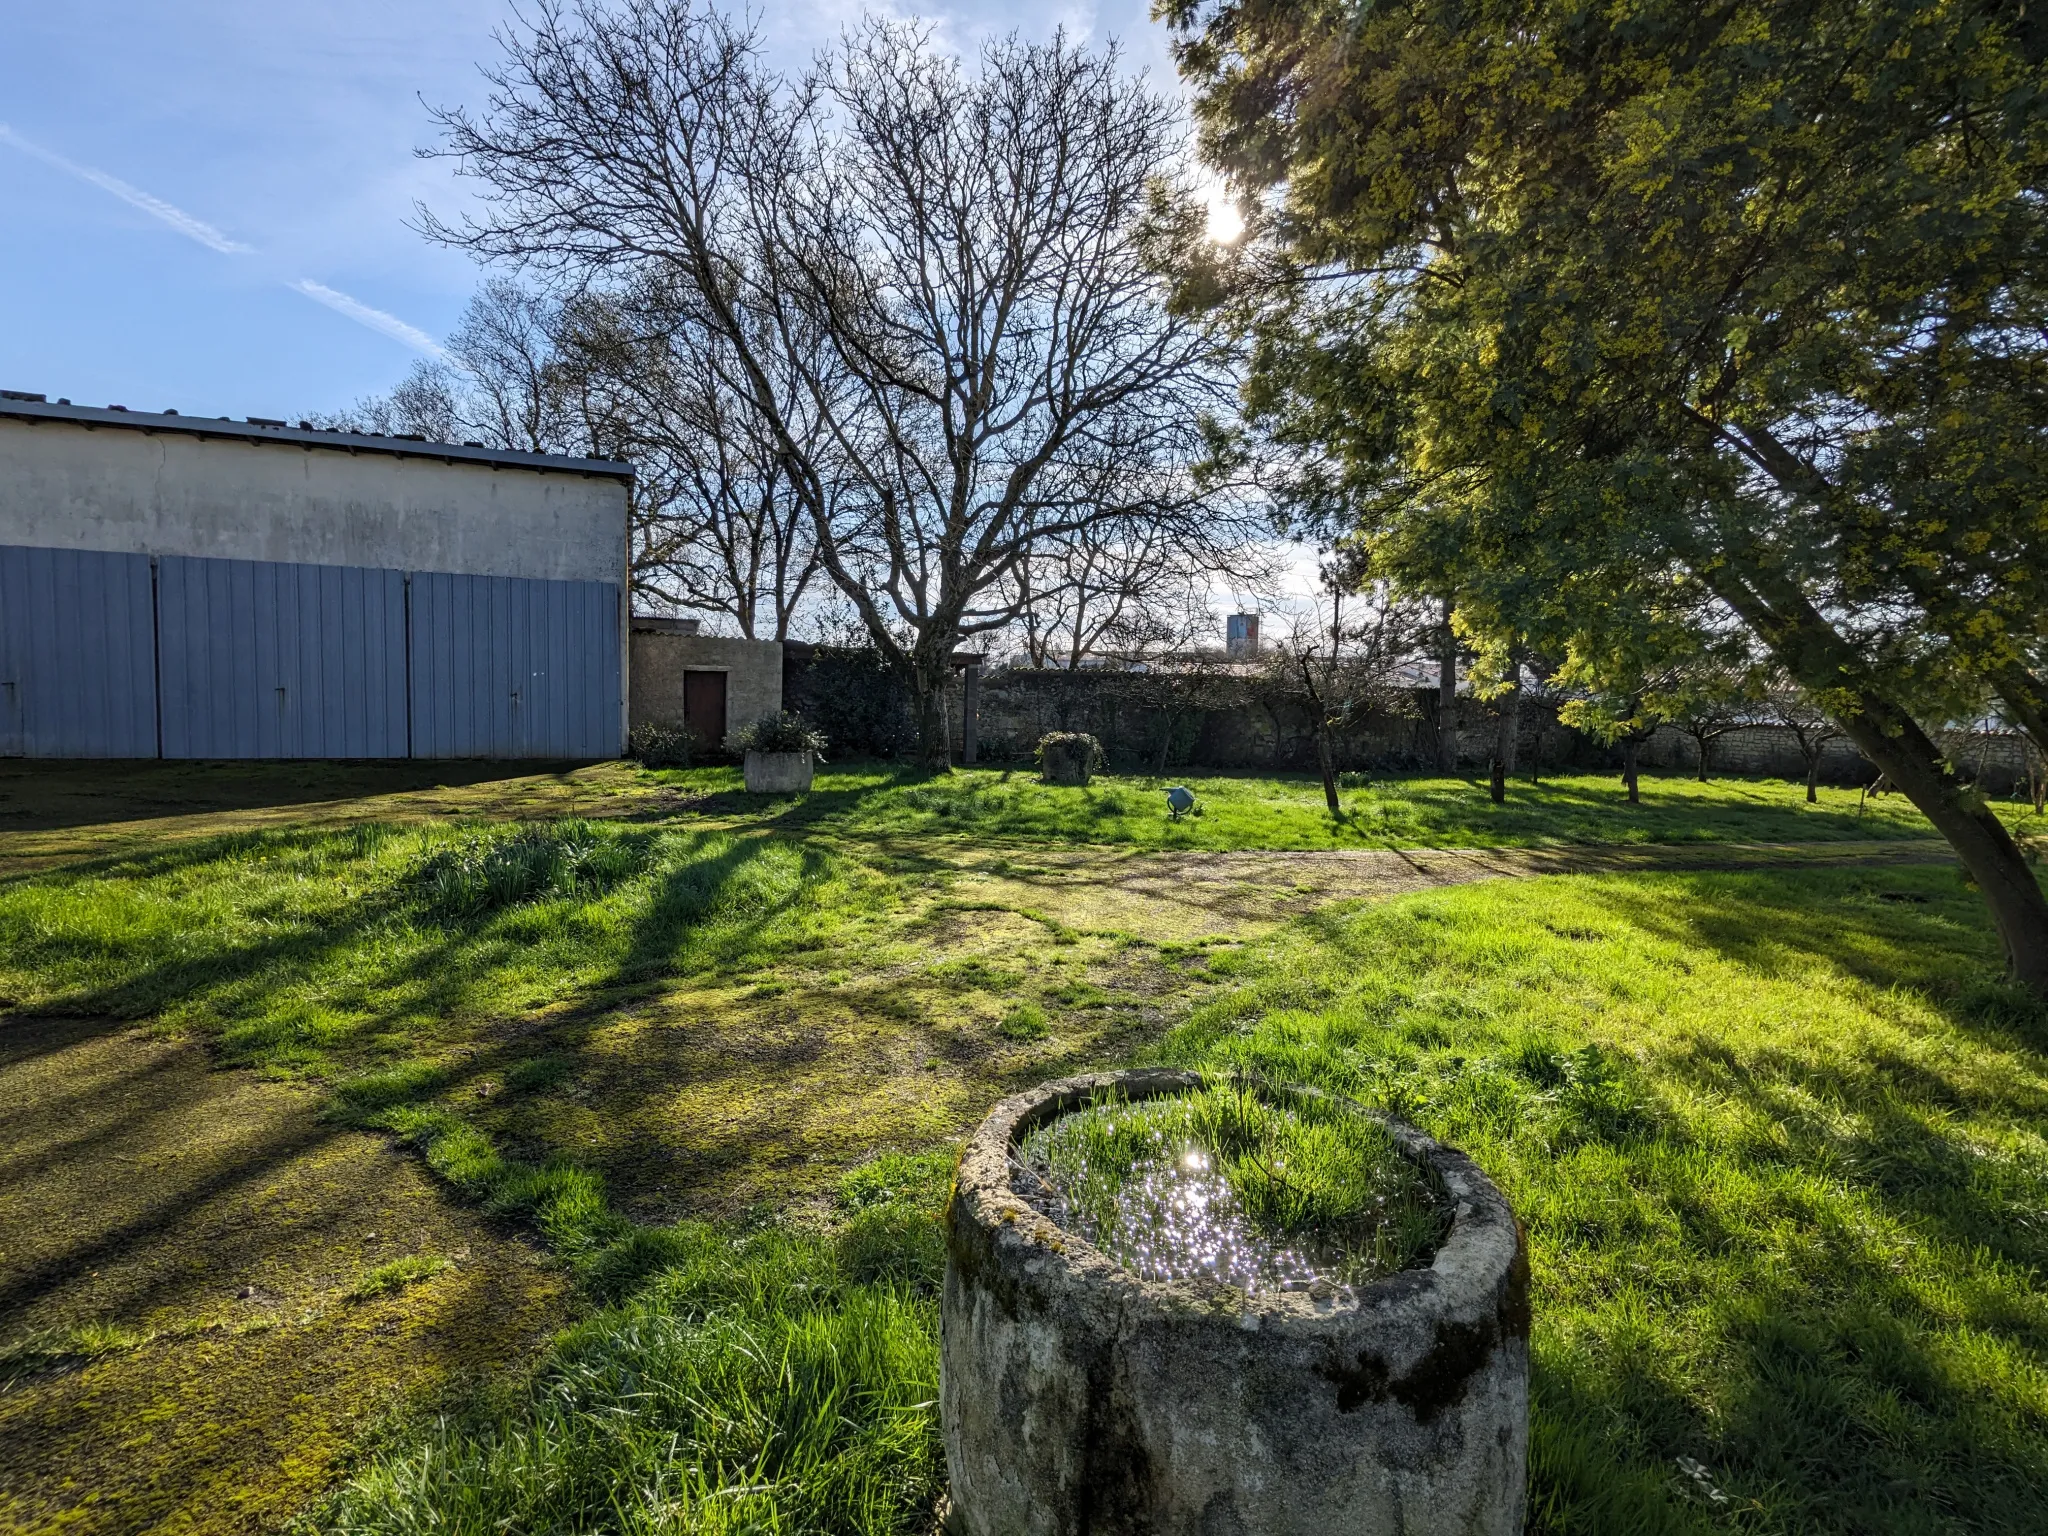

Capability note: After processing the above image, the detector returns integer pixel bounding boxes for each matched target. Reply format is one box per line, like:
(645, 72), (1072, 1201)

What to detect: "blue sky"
(0, 1), (1181, 423)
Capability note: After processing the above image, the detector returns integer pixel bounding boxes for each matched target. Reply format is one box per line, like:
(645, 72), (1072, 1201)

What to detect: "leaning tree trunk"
(1706, 564), (2048, 992)
(1831, 694), (2048, 990)
(1805, 751), (1822, 803)
(1990, 661), (2048, 761)
(1622, 738), (1641, 804)
(1316, 727), (1341, 815)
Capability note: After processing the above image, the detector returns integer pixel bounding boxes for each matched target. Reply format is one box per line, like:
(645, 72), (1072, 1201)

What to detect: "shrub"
(627, 721), (692, 768)
(736, 710), (829, 756)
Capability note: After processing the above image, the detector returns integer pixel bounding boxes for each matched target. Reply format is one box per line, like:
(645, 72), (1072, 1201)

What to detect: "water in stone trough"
(1011, 1086), (1448, 1301)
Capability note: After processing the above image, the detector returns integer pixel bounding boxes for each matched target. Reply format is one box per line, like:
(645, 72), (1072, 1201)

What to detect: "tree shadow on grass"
(1577, 867), (2043, 1041)
(0, 1009), (567, 1536)
(1513, 871), (2048, 1531)
(0, 758), (573, 833)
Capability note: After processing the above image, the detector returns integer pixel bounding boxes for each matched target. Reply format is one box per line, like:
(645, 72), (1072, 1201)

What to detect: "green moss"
(0, 1014), (568, 1536)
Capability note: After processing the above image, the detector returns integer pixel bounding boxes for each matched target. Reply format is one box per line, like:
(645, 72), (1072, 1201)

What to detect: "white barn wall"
(0, 414), (627, 585)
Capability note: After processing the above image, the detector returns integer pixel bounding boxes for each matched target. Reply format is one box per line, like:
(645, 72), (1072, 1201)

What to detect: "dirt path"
(0, 1016), (569, 1536)
(938, 838), (1957, 941)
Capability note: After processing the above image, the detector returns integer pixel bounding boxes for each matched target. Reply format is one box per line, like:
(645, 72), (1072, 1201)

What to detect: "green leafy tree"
(1166, 0), (2048, 988)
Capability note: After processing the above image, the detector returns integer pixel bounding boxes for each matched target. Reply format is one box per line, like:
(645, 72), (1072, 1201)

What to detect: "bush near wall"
(781, 644), (919, 760)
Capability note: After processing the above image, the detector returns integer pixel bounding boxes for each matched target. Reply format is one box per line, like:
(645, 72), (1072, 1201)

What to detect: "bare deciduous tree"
(557, 283), (825, 638)
(420, 2), (1254, 767)
(1268, 577), (1420, 814)
(1771, 689), (1848, 803)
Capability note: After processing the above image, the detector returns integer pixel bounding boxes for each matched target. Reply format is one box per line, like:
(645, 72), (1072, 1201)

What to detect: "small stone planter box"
(743, 749), (814, 793)
(1037, 736), (1097, 786)
(942, 1068), (1529, 1536)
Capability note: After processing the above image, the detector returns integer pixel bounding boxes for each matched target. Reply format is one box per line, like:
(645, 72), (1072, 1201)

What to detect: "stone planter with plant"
(738, 712), (826, 793)
(1036, 731), (1102, 787)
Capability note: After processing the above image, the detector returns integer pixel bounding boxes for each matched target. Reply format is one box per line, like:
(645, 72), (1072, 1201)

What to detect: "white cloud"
(0, 121), (253, 254)
(289, 280), (448, 358)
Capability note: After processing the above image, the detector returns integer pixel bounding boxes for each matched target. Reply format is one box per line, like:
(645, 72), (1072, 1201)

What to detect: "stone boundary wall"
(780, 646), (2039, 791)
(1642, 722), (2034, 794)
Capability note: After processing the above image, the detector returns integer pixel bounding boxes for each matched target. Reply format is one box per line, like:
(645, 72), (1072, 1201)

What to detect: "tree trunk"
(1316, 728), (1341, 815)
(1805, 753), (1821, 803)
(1622, 739), (1641, 804)
(913, 669), (951, 772)
(1990, 661), (2048, 760)
(1704, 562), (2048, 991)
(1833, 694), (2048, 988)
(1156, 708), (1177, 776)
(1437, 601), (1459, 773)
(1694, 733), (1710, 782)
(1489, 664), (1522, 805)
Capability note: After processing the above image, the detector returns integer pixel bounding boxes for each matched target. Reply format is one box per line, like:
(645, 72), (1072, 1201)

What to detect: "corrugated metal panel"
(408, 572), (620, 758)
(156, 556), (408, 758)
(0, 544), (158, 757)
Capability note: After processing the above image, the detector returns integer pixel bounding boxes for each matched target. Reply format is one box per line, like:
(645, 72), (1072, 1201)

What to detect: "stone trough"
(942, 1068), (1529, 1535)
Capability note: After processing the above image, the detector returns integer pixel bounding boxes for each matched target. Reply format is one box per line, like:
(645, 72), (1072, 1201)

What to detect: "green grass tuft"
(998, 1002), (1050, 1040)
(345, 1255), (454, 1301)
(314, 1202), (945, 1534)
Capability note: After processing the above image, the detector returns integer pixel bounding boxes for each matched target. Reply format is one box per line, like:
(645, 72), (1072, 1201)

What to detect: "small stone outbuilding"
(629, 617), (783, 752)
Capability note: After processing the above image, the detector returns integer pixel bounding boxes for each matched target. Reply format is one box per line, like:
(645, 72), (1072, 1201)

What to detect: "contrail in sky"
(290, 281), (449, 360)
(0, 123), (445, 358)
(0, 122), (252, 254)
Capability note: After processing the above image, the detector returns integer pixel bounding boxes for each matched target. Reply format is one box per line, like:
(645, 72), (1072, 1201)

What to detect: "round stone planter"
(942, 1068), (1529, 1536)
(743, 749), (814, 793)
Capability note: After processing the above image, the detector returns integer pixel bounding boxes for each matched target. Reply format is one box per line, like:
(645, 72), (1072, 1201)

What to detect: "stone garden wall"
(780, 644), (2037, 794)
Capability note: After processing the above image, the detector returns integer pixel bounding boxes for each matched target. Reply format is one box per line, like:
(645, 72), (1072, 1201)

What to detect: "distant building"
(1226, 612), (1260, 658)
(0, 393), (632, 759)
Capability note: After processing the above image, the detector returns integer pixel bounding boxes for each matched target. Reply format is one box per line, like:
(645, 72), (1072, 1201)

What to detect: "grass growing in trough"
(1016, 1081), (1448, 1288)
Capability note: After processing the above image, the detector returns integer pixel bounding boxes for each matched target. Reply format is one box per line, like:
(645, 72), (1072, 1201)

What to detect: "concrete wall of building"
(629, 630), (783, 749)
(0, 414), (629, 586)
(1, 413), (634, 754)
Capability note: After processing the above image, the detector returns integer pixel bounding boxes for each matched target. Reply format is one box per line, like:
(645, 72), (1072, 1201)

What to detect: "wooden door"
(682, 669), (727, 751)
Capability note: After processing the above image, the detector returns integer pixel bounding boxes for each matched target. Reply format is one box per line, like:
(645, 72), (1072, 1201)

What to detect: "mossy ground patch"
(0, 1014), (566, 1536)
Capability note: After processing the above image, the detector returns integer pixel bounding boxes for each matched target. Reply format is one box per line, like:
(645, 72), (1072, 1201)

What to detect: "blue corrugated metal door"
(156, 555), (408, 758)
(408, 572), (620, 758)
(0, 544), (158, 757)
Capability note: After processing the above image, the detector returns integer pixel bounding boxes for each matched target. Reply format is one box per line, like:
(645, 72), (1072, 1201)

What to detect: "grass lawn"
(659, 763), (2023, 851)
(1, 760), (2043, 1533)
